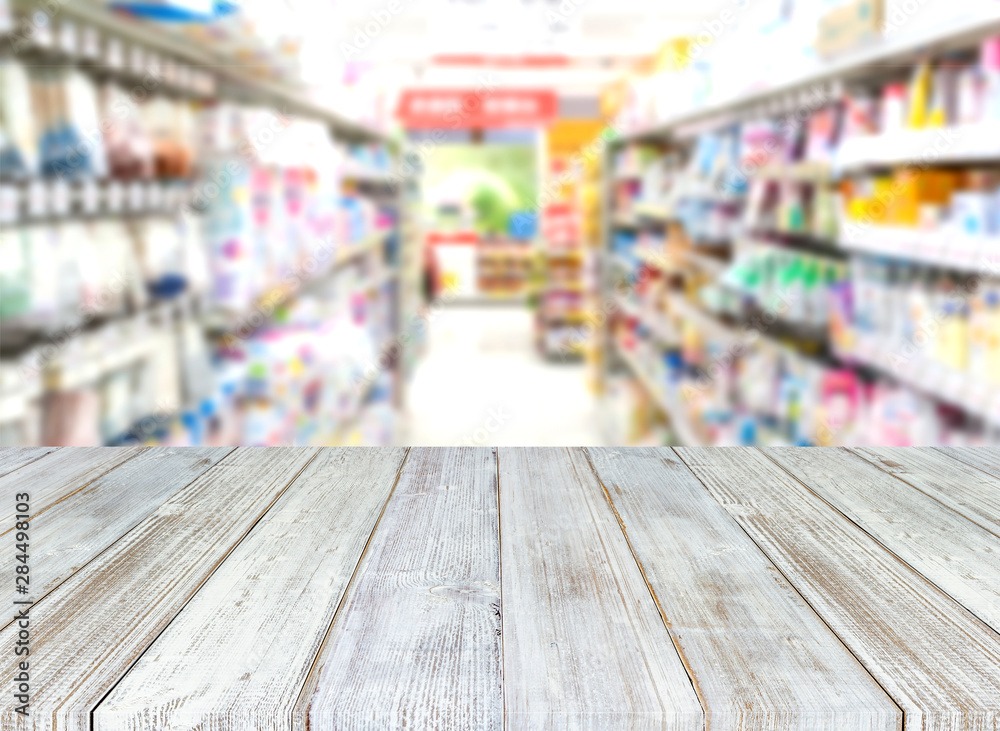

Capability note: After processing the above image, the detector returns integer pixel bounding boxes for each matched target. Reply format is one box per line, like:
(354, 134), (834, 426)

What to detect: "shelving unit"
(0, 0), (404, 447)
(626, 11), (1000, 143)
(600, 15), (1000, 448)
(3, 0), (389, 144)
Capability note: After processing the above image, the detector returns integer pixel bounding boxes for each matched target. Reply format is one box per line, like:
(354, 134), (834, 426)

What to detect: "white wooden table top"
(2, 446), (1000, 730)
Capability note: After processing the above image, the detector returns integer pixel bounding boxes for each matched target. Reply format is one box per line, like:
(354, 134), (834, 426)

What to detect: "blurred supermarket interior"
(2, 0), (1000, 447)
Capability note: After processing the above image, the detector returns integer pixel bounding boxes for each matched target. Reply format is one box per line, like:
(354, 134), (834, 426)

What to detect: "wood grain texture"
(298, 447), (502, 730)
(851, 447), (1000, 539)
(761, 447), (1000, 633)
(586, 447), (896, 730)
(0, 447), (233, 617)
(678, 447), (1000, 731)
(0, 447), (317, 731)
(0, 447), (58, 477)
(498, 447), (703, 730)
(0, 447), (145, 530)
(94, 448), (407, 731)
(933, 447), (1000, 480)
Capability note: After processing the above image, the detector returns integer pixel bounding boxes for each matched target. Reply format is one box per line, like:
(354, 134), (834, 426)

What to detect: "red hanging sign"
(396, 89), (558, 129)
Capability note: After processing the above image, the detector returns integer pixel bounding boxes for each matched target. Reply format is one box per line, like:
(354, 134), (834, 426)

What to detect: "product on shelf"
(603, 30), (1000, 447)
(0, 0), (400, 449)
(477, 239), (532, 298)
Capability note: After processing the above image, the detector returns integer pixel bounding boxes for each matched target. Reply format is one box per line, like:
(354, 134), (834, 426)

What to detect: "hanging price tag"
(50, 179), (70, 215)
(944, 370), (965, 402)
(146, 53), (161, 80)
(129, 45), (144, 74)
(105, 37), (123, 68)
(0, 185), (19, 224)
(0, 0), (11, 34)
(81, 179), (100, 214)
(107, 181), (124, 212)
(147, 182), (162, 209)
(201, 71), (216, 96)
(990, 393), (1000, 426)
(162, 59), (178, 87)
(81, 26), (100, 59)
(981, 245), (1000, 275)
(127, 181), (145, 210)
(27, 179), (47, 218)
(58, 20), (76, 54)
(31, 10), (52, 48)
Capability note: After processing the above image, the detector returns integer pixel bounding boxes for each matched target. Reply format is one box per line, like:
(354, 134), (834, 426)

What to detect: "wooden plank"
(94, 448), (407, 731)
(0, 447), (145, 530)
(933, 446), (1000, 479)
(1, 447), (233, 613)
(851, 447), (1000, 539)
(586, 447), (897, 730)
(297, 447), (502, 730)
(498, 447), (703, 730)
(761, 447), (1000, 633)
(0, 448), (58, 477)
(0, 447), (318, 731)
(677, 447), (1000, 731)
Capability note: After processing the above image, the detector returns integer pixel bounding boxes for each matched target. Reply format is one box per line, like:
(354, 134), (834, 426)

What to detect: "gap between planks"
(0, 447), (236, 635)
(587, 447), (900, 730)
(88, 448), (325, 730)
(759, 447), (1000, 635)
(581, 449), (707, 710)
(288, 447), (412, 725)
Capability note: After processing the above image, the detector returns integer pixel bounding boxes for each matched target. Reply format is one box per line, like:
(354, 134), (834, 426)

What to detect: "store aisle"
(399, 306), (605, 446)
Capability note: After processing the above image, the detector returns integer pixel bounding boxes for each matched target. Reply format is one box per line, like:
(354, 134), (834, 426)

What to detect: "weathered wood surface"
(498, 447), (703, 730)
(0, 447), (318, 731)
(587, 447), (896, 730)
(678, 447), (1000, 731)
(0, 447), (58, 477)
(1, 446), (999, 730)
(0, 447), (145, 530)
(95, 448), (407, 731)
(299, 447), (502, 730)
(761, 447), (1000, 633)
(851, 446), (1000, 539)
(933, 446), (1000, 477)
(0, 447), (232, 617)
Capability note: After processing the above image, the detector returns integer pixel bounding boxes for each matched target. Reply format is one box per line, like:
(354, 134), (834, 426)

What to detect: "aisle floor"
(399, 305), (605, 446)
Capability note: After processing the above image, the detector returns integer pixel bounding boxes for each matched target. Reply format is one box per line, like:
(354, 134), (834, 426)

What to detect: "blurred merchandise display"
(477, 239), (533, 299)
(0, 0), (404, 447)
(538, 202), (585, 357)
(613, 0), (999, 135)
(602, 19), (1000, 447)
(538, 121), (606, 361)
(4, 0), (1000, 449)
(396, 148), (426, 399)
